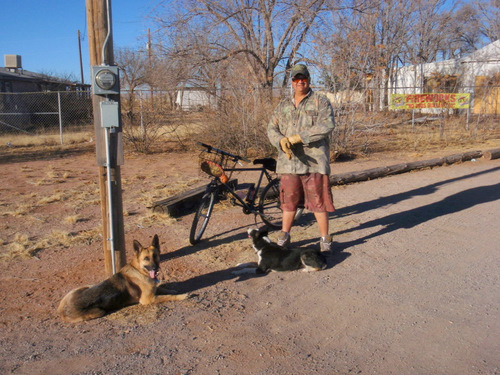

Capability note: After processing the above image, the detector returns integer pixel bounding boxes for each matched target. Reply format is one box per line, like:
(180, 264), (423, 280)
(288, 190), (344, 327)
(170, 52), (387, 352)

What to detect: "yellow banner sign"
(390, 93), (471, 109)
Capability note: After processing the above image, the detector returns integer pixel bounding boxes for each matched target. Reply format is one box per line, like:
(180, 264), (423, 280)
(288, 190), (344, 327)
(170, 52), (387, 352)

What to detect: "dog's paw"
(235, 262), (258, 268)
(232, 268), (257, 275)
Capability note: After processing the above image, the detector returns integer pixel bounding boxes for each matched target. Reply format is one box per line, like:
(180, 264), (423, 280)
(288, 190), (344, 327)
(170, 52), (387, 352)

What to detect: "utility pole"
(147, 28), (154, 106)
(78, 30), (85, 85)
(86, 0), (126, 276)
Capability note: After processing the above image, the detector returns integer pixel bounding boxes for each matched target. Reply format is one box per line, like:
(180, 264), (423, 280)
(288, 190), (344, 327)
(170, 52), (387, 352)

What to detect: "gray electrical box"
(100, 101), (120, 128)
(92, 65), (120, 95)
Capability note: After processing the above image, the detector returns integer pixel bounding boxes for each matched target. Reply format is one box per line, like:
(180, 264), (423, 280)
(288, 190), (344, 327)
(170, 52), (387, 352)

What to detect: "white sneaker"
(320, 235), (332, 252)
(277, 232), (291, 248)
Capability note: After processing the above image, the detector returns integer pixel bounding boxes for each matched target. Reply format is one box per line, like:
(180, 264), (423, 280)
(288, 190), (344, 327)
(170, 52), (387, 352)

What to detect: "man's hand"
(280, 137), (293, 160)
(288, 134), (303, 144)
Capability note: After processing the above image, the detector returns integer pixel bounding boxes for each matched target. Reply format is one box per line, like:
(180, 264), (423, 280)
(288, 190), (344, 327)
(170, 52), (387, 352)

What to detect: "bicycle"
(189, 142), (303, 245)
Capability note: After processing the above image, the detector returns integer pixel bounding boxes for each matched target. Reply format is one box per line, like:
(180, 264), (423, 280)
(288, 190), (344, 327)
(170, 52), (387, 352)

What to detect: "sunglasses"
(292, 77), (308, 82)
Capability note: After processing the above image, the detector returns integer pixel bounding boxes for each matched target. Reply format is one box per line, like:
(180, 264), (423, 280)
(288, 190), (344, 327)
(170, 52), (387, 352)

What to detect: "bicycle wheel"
(189, 190), (216, 245)
(258, 178), (283, 229)
(258, 178), (304, 230)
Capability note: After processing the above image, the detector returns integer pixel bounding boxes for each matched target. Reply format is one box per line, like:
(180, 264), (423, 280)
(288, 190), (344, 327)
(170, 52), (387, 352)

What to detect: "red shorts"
(279, 173), (335, 213)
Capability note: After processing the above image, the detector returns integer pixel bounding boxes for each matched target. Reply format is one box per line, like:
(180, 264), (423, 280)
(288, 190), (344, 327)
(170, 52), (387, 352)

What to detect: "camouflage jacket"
(267, 89), (335, 175)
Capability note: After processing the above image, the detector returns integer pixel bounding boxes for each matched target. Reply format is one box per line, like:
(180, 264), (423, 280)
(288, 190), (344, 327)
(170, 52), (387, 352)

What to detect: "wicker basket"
(198, 151), (232, 183)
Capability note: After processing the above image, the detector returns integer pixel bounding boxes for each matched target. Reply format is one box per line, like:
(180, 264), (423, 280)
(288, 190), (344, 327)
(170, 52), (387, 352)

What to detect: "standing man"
(267, 64), (335, 252)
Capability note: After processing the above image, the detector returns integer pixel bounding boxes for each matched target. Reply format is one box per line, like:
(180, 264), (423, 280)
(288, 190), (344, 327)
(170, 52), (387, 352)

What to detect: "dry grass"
(0, 227), (104, 261)
(1, 203), (32, 217)
(64, 215), (80, 224)
(139, 177), (203, 208)
(0, 129), (93, 148)
(0, 233), (38, 260)
(135, 212), (177, 228)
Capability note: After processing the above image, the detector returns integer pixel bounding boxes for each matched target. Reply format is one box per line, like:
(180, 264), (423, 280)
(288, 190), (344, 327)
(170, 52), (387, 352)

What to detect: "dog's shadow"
(162, 244), (350, 295)
(160, 265), (267, 295)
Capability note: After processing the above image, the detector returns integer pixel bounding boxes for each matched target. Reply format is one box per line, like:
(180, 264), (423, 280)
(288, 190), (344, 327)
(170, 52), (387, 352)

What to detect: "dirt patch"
(1, 142), (499, 374)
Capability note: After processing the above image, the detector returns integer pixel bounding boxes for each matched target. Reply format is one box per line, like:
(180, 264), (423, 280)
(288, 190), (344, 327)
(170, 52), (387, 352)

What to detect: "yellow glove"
(288, 134), (303, 144)
(279, 137), (293, 160)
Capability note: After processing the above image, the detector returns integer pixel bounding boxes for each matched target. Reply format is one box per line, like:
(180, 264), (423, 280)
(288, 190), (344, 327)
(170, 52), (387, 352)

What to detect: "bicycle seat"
(253, 158), (276, 172)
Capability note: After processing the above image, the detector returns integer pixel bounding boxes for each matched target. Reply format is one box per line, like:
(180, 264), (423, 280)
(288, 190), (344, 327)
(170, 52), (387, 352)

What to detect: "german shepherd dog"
(58, 235), (187, 323)
(234, 227), (327, 275)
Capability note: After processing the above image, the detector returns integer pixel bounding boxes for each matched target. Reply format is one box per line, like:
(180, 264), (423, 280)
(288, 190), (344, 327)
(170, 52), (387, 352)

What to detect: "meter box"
(100, 101), (120, 128)
(92, 66), (120, 95)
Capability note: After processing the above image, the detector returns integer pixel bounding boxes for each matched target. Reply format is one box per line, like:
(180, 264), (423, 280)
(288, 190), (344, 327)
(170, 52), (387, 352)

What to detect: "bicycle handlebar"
(197, 142), (250, 163)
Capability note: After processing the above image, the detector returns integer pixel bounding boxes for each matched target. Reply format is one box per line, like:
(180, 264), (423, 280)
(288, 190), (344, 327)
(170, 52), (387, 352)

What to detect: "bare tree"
(116, 47), (147, 111)
(475, 0), (500, 44)
(152, 0), (331, 92)
(315, 0), (416, 107)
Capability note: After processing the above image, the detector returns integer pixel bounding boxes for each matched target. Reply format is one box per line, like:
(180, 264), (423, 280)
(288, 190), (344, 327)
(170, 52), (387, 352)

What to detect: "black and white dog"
(234, 227), (327, 275)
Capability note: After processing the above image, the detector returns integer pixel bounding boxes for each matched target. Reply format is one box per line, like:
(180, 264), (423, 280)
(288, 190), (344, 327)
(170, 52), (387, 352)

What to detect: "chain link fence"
(0, 91), (93, 145)
(1, 85), (498, 154)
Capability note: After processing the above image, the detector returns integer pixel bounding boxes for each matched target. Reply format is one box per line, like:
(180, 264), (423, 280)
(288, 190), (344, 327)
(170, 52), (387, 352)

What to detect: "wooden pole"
(148, 28), (154, 107)
(78, 30), (85, 85)
(86, 0), (126, 276)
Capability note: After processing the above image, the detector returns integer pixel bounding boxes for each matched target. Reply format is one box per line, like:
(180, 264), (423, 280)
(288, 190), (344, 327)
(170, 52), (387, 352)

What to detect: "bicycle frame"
(190, 142), (289, 244)
(207, 163), (275, 217)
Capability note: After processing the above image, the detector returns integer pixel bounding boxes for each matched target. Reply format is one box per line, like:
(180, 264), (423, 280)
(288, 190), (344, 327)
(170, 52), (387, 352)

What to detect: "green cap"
(290, 64), (310, 79)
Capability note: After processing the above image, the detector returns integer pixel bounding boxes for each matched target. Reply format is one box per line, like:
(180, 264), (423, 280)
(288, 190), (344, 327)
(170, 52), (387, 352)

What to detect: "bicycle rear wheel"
(258, 178), (283, 229)
(189, 191), (216, 244)
(258, 178), (303, 230)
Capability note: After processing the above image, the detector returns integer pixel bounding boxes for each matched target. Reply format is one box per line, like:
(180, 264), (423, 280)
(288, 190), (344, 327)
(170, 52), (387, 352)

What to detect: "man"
(267, 64), (335, 252)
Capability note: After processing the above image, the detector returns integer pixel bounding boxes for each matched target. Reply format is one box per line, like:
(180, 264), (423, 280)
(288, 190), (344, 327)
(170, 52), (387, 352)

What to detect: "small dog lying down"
(58, 235), (187, 323)
(233, 227), (327, 275)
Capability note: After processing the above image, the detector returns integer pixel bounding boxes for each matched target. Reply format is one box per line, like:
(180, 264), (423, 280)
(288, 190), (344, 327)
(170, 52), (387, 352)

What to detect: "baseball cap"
(290, 64), (310, 79)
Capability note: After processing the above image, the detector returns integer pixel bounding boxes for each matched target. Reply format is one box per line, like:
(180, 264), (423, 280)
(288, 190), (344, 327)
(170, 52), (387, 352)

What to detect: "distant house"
(390, 40), (500, 114)
(175, 86), (217, 111)
(0, 55), (91, 132)
(0, 68), (89, 93)
(0, 54), (89, 93)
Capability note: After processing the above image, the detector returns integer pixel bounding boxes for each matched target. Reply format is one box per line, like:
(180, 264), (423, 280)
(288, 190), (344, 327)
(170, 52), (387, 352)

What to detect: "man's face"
(292, 74), (310, 96)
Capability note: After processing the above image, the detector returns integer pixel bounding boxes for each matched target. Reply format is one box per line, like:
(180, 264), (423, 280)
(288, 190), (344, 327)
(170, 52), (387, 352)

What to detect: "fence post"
(466, 106), (470, 131)
(58, 92), (63, 145)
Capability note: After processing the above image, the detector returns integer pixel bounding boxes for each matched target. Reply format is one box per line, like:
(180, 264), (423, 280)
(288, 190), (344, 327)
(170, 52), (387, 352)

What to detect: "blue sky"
(0, 1), (157, 83)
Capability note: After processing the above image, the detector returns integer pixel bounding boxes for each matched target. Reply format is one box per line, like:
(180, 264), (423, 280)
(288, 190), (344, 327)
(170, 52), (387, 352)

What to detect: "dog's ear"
(259, 225), (269, 236)
(152, 234), (160, 251)
(133, 240), (142, 254)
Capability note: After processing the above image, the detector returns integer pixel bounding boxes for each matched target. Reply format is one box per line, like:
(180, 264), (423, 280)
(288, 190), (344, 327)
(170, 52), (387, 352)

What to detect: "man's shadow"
(335, 166), (500, 218)
(334, 180), (500, 248)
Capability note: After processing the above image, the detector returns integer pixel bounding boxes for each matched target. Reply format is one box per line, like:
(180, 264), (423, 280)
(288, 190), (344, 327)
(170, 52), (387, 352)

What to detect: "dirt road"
(0, 149), (499, 374)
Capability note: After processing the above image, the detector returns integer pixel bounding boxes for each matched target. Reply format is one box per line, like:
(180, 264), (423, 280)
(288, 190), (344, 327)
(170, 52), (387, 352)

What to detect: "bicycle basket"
(199, 151), (231, 183)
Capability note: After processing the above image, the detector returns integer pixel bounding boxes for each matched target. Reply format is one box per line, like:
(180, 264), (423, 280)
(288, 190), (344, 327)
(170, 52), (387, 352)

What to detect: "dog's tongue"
(149, 270), (156, 279)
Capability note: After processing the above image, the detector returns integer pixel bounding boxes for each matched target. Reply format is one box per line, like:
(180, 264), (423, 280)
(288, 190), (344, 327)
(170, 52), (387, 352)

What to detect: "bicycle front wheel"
(258, 178), (283, 229)
(189, 191), (216, 245)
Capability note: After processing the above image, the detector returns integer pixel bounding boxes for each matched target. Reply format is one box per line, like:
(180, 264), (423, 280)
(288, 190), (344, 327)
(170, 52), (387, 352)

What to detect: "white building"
(175, 87), (216, 111)
(390, 40), (500, 114)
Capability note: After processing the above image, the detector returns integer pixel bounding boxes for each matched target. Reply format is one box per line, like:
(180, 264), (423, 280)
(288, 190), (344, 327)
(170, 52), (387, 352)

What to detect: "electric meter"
(92, 66), (120, 95)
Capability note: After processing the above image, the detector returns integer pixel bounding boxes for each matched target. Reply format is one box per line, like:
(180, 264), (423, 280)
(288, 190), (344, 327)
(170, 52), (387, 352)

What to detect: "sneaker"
(320, 235), (332, 252)
(277, 231), (291, 248)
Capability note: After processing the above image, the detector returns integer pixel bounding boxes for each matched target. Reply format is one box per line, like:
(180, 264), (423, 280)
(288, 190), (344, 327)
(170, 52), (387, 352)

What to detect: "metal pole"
(104, 126), (116, 274)
(58, 92), (63, 145)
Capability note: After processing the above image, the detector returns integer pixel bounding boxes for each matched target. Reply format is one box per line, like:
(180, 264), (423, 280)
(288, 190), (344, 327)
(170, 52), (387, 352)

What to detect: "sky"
(0, 0), (478, 85)
(0, 0), (158, 83)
